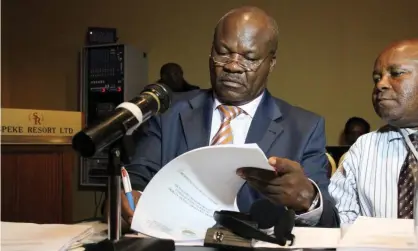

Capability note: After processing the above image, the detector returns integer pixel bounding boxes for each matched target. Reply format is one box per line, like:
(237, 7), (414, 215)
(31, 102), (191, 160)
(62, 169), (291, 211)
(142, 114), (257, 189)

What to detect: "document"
(253, 227), (341, 249)
(130, 143), (274, 242)
(337, 216), (417, 251)
(1, 221), (93, 251)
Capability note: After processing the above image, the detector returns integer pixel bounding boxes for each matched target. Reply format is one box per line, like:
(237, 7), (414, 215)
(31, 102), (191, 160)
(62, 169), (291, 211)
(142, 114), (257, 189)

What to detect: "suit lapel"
(179, 90), (214, 150)
(245, 91), (283, 154)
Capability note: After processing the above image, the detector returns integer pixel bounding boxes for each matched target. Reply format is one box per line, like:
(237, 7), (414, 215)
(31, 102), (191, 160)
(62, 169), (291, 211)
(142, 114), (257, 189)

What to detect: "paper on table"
(337, 216), (417, 251)
(1, 221), (93, 251)
(253, 227), (341, 249)
(131, 143), (274, 242)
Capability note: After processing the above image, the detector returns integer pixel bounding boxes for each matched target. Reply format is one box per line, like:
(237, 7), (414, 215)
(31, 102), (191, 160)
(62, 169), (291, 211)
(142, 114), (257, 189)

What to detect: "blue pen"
(121, 167), (135, 211)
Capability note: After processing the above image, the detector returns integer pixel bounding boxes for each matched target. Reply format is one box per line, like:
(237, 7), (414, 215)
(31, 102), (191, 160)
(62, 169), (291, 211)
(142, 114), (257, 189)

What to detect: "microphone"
(250, 199), (283, 229)
(72, 83), (172, 158)
(212, 199), (295, 246)
(250, 199), (295, 246)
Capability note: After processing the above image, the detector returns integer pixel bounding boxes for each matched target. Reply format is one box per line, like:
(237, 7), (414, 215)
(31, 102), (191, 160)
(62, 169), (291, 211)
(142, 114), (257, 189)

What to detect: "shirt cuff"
(294, 179), (323, 226)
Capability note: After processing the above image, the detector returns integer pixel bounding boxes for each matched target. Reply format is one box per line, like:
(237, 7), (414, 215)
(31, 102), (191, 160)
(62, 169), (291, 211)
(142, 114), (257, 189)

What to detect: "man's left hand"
(237, 157), (316, 212)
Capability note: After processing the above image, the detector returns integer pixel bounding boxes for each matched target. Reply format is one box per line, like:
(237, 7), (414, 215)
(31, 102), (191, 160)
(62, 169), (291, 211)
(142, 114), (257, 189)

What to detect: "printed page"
(131, 143), (274, 241)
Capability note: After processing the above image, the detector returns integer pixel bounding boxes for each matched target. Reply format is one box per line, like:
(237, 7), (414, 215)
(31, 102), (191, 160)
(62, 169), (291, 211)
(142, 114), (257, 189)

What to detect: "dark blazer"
(126, 89), (340, 228)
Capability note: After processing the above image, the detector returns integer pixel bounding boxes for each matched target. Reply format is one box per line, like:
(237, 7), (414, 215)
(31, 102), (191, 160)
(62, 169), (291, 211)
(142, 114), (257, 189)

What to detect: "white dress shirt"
(211, 93), (323, 225)
(328, 127), (418, 224)
(210, 93), (263, 144)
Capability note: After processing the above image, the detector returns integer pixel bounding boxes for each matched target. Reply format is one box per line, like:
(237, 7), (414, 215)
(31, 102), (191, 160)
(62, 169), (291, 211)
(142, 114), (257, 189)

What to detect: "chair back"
(326, 152), (337, 178)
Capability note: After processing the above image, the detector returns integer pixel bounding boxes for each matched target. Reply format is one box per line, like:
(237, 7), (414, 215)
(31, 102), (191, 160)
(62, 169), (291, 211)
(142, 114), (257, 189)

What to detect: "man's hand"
(122, 190), (141, 224)
(104, 190), (141, 226)
(237, 157), (316, 212)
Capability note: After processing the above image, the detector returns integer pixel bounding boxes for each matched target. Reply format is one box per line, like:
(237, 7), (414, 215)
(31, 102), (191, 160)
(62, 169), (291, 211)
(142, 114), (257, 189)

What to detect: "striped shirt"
(328, 126), (418, 224)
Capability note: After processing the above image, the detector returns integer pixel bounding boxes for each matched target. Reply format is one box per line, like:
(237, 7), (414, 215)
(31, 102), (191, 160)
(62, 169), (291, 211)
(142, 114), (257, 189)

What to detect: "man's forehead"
(375, 42), (418, 68)
(215, 19), (271, 50)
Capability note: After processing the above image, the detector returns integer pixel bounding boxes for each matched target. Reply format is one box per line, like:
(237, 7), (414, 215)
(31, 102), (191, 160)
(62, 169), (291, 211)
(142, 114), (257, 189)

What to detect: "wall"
(2, 0), (418, 220)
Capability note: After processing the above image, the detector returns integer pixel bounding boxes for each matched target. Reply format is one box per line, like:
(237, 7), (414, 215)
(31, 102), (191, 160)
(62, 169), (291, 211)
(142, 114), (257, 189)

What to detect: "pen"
(121, 167), (135, 211)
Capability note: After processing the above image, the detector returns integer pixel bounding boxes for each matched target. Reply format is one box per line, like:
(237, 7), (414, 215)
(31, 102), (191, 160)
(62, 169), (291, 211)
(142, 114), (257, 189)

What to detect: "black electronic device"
(86, 27), (118, 45)
(79, 44), (148, 190)
(204, 199), (295, 249)
(73, 83), (171, 158)
(72, 84), (171, 248)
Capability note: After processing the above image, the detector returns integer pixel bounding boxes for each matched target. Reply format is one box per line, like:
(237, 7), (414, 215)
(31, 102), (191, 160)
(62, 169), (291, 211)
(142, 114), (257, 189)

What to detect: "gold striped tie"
(211, 105), (243, 145)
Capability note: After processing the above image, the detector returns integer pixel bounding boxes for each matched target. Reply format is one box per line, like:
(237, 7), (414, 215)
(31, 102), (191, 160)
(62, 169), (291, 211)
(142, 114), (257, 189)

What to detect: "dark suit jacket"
(126, 89), (340, 228)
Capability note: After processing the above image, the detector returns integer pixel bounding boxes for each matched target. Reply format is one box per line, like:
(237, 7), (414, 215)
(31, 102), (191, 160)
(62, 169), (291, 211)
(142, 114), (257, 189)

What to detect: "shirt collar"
(383, 125), (418, 141)
(212, 92), (264, 118)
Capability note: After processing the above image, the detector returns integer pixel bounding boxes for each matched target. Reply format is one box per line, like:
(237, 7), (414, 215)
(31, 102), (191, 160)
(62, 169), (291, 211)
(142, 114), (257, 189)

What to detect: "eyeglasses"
(210, 54), (268, 72)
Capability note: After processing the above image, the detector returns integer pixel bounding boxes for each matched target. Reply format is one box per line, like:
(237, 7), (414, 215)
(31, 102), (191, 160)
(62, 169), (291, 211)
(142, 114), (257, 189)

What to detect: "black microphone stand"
(84, 135), (175, 251)
(107, 140), (124, 242)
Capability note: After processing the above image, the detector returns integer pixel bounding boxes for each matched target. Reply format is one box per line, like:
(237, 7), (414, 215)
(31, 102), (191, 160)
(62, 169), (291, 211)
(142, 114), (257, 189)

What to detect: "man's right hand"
(104, 190), (142, 226)
(121, 190), (141, 224)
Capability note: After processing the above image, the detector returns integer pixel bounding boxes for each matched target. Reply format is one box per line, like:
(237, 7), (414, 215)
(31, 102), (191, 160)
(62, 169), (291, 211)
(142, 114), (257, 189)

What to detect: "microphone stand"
(107, 141), (123, 242)
(84, 135), (175, 251)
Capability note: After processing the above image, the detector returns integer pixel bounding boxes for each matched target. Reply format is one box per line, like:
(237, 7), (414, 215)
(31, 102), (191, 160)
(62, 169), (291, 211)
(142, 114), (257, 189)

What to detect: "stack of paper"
(253, 227), (341, 249)
(1, 221), (93, 251)
(337, 216), (417, 251)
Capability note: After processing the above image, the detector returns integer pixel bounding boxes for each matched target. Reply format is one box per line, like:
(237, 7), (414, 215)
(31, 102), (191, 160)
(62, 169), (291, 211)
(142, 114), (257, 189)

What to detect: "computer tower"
(78, 44), (148, 189)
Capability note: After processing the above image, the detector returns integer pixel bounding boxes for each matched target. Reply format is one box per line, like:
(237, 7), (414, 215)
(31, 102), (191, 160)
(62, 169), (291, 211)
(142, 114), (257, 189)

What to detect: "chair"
(326, 152), (337, 178)
(338, 152), (348, 167)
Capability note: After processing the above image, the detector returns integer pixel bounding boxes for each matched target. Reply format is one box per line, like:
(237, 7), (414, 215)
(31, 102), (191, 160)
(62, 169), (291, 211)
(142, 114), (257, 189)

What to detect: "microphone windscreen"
(250, 199), (286, 229)
(273, 209), (295, 238)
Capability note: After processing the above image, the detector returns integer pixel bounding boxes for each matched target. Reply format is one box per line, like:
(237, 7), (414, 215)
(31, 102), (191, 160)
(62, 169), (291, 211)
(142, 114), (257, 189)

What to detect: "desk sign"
(1, 108), (83, 144)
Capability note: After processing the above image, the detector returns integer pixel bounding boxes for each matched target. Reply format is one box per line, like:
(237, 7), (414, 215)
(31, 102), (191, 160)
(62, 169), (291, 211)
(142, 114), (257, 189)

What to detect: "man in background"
(341, 117), (370, 146)
(329, 39), (418, 224)
(157, 63), (200, 92)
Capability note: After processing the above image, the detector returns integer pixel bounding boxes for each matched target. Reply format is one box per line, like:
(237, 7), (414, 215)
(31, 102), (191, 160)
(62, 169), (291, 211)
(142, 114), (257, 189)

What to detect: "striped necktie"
(211, 105), (243, 145)
(397, 133), (418, 219)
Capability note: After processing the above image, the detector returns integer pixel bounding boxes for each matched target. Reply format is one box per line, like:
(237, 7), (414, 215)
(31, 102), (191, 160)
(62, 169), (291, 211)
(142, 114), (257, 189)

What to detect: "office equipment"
(204, 200), (295, 248)
(86, 27), (117, 45)
(73, 83), (170, 158)
(73, 83), (171, 243)
(79, 44), (148, 190)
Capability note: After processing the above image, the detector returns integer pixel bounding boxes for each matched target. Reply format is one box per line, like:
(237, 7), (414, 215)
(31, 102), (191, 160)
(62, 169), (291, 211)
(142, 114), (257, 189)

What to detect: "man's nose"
(223, 55), (245, 73)
(375, 75), (391, 91)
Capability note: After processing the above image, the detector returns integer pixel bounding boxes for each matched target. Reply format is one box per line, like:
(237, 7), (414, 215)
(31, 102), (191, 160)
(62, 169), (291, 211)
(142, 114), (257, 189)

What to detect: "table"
(75, 221), (333, 251)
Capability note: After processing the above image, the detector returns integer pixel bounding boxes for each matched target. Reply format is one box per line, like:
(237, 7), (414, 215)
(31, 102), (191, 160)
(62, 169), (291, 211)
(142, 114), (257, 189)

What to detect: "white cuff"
(294, 179), (323, 226)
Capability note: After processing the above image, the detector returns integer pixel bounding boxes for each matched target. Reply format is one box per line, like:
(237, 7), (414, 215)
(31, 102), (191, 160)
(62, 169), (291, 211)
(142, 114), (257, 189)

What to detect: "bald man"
(115, 6), (339, 229)
(329, 39), (418, 224)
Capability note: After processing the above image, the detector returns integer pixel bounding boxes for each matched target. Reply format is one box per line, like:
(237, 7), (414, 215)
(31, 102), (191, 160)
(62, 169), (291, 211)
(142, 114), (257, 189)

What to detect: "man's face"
(372, 46), (418, 127)
(209, 17), (276, 105)
(345, 125), (367, 145)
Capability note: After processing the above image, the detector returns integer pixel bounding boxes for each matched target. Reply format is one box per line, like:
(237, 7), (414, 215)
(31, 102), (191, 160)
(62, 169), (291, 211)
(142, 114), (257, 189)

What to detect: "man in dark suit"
(118, 6), (339, 228)
(157, 63), (200, 92)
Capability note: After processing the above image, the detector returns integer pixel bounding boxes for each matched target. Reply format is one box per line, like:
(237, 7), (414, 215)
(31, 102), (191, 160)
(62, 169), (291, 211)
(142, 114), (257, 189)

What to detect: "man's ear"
(269, 55), (276, 73)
